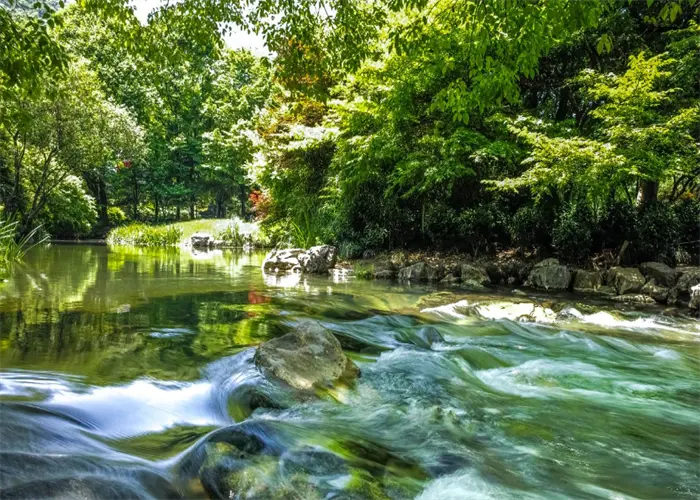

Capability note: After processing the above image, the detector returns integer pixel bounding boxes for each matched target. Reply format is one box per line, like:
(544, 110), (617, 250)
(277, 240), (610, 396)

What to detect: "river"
(0, 245), (698, 499)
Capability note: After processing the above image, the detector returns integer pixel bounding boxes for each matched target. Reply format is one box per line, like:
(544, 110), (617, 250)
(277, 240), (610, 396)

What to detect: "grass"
(106, 218), (264, 247)
(1, 219), (48, 278)
(106, 223), (183, 247)
(353, 262), (375, 280)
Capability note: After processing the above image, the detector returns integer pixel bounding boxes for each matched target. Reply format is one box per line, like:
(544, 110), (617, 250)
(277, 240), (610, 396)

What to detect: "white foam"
(48, 379), (227, 437)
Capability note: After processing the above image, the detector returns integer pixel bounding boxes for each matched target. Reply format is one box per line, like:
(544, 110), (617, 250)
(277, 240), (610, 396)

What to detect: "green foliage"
(215, 222), (244, 247)
(552, 204), (594, 264)
(353, 262), (374, 280)
(0, 218), (47, 278)
(107, 206), (127, 226)
(635, 202), (680, 264)
(106, 223), (183, 247)
(38, 175), (98, 238)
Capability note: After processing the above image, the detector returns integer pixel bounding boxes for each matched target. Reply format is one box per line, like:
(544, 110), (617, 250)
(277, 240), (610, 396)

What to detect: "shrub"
(216, 222), (245, 246)
(107, 223), (183, 246)
(635, 202), (679, 264)
(38, 176), (97, 238)
(595, 200), (638, 251)
(509, 204), (552, 251)
(107, 207), (127, 227)
(552, 203), (593, 264)
(457, 207), (496, 257)
(673, 197), (700, 262)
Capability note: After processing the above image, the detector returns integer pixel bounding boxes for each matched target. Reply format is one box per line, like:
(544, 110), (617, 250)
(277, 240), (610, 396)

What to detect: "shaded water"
(1, 245), (698, 499)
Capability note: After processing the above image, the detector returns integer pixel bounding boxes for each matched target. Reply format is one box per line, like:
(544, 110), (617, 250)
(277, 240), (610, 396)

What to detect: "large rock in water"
(191, 232), (215, 248)
(639, 262), (676, 287)
(398, 262), (441, 281)
(298, 245), (338, 274)
(526, 258), (572, 291)
(572, 270), (603, 292)
(262, 248), (304, 273)
(254, 323), (359, 390)
(460, 264), (490, 289)
(607, 267), (646, 295)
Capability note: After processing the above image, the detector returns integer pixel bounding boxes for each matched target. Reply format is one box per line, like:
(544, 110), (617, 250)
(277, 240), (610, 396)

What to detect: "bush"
(107, 223), (183, 246)
(457, 207), (497, 257)
(673, 197), (700, 262)
(39, 176), (97, 238)
(635, 202), (679, 264)
(216, 222), (245, 246)
(595, 200), (638, 251)
(552, 203), (593, 264)
(107, 207), (127, 227)
(509, 205), (552, 251)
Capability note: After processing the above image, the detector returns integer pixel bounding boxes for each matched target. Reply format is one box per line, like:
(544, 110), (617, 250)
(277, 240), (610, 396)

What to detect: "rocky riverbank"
(262, 247), (700, 313)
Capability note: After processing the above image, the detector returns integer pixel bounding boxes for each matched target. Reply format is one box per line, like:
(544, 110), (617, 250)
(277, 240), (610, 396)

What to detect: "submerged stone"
(611, 294), (656, 304)
(254, 323), (359, 390)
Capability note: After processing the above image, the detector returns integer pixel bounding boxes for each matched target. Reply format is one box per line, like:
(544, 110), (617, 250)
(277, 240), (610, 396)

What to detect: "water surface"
(1, 245), (698, 499)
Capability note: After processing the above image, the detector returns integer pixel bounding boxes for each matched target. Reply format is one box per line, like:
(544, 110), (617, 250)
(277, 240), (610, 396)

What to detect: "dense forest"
(1, 0), (699, 265)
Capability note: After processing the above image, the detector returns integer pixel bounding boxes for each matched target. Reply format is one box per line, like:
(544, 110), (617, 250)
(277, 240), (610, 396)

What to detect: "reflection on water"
(1, 245), (699, 499)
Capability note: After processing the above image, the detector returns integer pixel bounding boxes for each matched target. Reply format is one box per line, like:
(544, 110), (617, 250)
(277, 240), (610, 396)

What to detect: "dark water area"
(1, 245), (699, 499)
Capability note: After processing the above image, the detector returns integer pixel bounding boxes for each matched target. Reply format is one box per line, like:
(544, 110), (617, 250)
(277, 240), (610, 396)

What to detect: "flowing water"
(1, 245), (698, 499)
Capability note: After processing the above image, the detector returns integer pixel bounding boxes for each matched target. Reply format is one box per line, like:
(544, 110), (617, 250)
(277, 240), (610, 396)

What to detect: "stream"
(1, 245), (698, 499)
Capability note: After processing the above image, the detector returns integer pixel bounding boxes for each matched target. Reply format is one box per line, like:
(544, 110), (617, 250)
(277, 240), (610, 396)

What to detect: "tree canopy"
(1, 0), (698, 264)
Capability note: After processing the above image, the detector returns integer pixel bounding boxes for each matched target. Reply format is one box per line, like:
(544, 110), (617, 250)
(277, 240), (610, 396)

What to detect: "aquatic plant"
(0, 219), (48, 278)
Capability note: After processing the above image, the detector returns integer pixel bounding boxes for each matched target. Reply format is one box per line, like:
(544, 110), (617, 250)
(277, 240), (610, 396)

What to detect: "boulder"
(690, 284), (700, 310)
(673, 267), (700, 300)
(639, 262), (676, 287)
(262, 248), (304, 273)
(607, 267), (646, 295)
(483, 259), (531, 285)
(556, 306), (584, 321)
(254, 323), (359, 390)
(461, 264), (490, 286)
(298, 245), (338, 274)
(398, 262), (441, 281)
(526, 259), (572, 291)
(640, 279), (669, 303)
(572, 270), (603, 292)
(191, 232), (215, 248)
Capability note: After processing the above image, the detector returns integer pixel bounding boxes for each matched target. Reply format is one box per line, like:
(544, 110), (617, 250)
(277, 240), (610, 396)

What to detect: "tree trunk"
(636, 179), (658, 207)
(555, 87), (570, 121)
(154, 194), (160, 222)
(239, 184), (247, 220)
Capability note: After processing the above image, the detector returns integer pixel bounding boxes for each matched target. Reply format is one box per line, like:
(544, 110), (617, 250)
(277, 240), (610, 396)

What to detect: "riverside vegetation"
(1, 0), (698, 265)
(1, 1), (700, 499)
